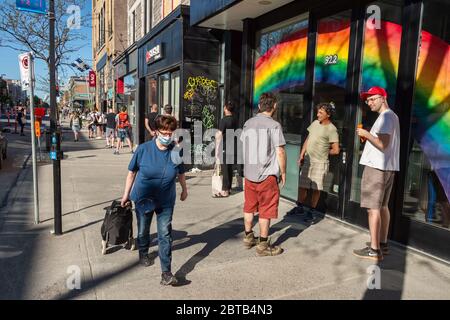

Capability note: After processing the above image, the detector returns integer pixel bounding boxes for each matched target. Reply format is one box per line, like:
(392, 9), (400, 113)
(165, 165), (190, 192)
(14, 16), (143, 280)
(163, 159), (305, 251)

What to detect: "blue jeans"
(135, 205), (174, 272)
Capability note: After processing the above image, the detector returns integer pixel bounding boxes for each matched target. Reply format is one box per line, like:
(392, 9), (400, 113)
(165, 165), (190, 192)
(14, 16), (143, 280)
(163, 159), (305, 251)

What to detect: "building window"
(254, 15), (309, 144)
(350, 0), (403, 203)
(402, 0), (450, 229)
(132, 10), (136, 43)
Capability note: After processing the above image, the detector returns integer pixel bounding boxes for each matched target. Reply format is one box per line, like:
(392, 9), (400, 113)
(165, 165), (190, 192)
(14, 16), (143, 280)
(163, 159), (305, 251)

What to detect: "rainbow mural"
(314, 20), (350, 88)
(253, 28), (308, 104)
(361, 21), (402, 104)
(413, 30), (450, 200)
(253, 19), (449, 199)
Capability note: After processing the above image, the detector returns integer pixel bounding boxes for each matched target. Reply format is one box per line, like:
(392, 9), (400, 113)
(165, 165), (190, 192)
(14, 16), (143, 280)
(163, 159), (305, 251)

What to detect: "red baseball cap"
(360, 86), (388, 101)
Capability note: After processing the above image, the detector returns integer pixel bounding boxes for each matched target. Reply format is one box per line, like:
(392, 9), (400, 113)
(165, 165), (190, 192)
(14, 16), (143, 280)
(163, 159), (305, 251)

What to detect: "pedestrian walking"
(69, 111), (82, 142)
(240, 92), (286, 256)
(214, 101), (238, 197)
(145, 103), (158, 139)
(105, 108), (116, 148)
(114, 106), (133, 154)
(353, 86), (400, 261)
(120, 115), (188, 286)
(16, 107), (26, 136)
(87, 109), (98, 139)
(287, 102), (340, 223)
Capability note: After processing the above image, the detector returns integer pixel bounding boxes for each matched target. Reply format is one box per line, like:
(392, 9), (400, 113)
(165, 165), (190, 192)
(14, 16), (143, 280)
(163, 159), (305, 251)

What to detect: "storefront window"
(402, 0), (450, 229)
(254, 16), (309, 144)
(123, 73), (137, 126)
(171, 71), (180, 121)
(160, 73), (170, 112)
(314, 10), (351, 203)
(147, 77), (157, 112)
(350, 0), (403, 202)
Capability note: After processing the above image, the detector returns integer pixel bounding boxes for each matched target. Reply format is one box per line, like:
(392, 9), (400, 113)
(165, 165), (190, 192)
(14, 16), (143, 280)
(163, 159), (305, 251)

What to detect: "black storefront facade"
(191, 0), (450, 261)
(114, 44), (139, 146)
(135, 5), (222, 145)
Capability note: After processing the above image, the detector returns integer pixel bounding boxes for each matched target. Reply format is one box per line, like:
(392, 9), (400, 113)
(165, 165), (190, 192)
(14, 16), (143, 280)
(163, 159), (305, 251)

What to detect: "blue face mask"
(158, 135), (173, 146)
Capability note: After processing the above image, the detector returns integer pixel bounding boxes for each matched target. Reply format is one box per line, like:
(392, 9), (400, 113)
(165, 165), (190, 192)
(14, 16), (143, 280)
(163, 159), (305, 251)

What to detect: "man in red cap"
(353, 86), (400, 261)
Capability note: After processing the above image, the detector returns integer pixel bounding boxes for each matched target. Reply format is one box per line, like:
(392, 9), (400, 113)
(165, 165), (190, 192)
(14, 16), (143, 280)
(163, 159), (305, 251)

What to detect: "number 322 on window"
(324, 54), (338, 65)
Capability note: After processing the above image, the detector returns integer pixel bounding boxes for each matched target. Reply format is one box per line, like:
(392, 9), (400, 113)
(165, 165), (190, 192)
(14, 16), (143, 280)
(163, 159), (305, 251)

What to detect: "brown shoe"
(365, 242), (389, 255)
(243, 232), (258, 249)
(255, 240), (283, 256)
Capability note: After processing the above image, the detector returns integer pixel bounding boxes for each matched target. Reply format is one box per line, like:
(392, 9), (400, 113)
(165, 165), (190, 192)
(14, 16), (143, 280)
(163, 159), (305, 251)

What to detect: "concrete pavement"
(0, 124), (449, 300)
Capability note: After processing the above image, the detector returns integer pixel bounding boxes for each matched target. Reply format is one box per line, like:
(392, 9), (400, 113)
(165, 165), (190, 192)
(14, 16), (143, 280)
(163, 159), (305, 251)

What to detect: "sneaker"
(365, 242), (389, 255)
(160, 272), (178, 286)
(255, 240), (283, 256)
(353, 246), (383, 261)
(243, 231), (258, 249)
(139, 253), (154, 267)
(303, 210), (316, 224)
(287, 205), (304, 216)
(113, 151), (119, 155)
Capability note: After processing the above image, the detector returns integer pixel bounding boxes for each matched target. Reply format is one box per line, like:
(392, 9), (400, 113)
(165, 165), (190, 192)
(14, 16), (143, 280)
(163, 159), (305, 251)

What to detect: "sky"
(0, 0), (92, 100)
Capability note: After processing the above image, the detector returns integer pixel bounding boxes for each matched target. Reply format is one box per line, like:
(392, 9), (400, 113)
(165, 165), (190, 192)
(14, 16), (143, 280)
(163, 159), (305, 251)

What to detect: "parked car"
(0, 131), (8, 170)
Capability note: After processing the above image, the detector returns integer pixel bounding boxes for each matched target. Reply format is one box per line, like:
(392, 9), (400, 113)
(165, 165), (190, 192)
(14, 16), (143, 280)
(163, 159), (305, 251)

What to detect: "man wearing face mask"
(120, 115), (188, 286)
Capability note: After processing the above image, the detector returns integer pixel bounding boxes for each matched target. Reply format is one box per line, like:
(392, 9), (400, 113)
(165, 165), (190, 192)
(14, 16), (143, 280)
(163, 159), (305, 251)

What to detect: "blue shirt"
(128, 140), (185, 208)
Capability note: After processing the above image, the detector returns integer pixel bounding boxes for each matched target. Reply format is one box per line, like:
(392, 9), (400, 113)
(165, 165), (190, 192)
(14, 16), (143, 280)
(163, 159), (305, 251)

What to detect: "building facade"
(92, 0), (127, 113)
(114, 0), (221, 148)
(190, 0), (450, 261)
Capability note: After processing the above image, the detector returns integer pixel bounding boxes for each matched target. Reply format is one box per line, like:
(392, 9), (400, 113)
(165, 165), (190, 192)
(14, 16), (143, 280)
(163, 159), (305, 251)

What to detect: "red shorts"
(244, 176), (280, 219)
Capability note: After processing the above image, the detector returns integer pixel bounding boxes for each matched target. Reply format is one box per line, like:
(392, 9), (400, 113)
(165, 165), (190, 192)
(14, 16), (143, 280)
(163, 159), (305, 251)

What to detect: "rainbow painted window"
(254, 16), (309, 143)
(403, 0), (450, 229)
(351, 1), (403, 203)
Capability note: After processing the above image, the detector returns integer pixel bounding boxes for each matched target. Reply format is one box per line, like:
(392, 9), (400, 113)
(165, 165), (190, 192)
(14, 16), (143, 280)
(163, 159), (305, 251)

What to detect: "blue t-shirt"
(128, 140), (185, 208)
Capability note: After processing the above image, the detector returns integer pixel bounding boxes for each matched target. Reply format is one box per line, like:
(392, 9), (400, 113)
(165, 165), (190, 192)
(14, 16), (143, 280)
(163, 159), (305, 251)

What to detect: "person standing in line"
(120, 115), (188, 286)
(353, 86), (400, 261)
(145, 104), (159, 139)
(240, 92), (286, 256)
(69, 111), (82, 142)
(163, 104), (173, 116)
(105, 108), (116, 148)
(287, 102), (340, 223)
(214, 101), (238, 198)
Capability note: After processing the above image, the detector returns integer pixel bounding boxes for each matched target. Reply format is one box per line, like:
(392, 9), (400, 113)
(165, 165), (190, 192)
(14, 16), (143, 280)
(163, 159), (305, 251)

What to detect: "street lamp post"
(49, 0), (62, 235)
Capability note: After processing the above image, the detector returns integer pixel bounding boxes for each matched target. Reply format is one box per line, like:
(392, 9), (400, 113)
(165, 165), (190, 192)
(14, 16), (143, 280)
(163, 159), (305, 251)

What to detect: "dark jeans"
(221, 163), (233, 191)
(135, 205), (174, 273)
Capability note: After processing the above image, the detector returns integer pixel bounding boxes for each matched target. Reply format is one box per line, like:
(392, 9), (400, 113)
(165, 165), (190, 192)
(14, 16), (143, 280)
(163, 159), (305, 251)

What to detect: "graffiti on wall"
(183, 76), (218, 129)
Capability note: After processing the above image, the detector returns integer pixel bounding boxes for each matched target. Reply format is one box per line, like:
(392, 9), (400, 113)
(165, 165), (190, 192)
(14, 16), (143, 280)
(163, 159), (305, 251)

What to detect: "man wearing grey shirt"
(240, 92), (287, 256)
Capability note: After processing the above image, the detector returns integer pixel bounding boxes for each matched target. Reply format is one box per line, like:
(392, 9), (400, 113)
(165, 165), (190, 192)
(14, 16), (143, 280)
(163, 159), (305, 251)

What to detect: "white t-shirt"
(359, 109), (400, 171)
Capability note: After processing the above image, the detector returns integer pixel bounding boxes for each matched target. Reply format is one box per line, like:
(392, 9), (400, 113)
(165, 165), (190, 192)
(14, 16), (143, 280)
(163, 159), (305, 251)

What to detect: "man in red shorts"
(240, 92), (287, 256)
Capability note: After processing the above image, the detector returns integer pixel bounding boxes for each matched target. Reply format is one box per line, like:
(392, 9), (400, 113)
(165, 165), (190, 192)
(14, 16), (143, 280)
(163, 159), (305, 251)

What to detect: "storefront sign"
(89, 70), (96, 87)
(146, 44), (164, 64)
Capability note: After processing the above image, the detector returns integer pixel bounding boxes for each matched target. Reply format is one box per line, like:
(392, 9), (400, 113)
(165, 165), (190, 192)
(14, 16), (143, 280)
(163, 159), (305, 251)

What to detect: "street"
(0, 124), (449, 300)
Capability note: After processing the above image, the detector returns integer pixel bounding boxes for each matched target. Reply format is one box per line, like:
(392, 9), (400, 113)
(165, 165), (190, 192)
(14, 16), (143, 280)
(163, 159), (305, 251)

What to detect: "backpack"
(118, 112), (130, 129)
(100, 200), (135, 254)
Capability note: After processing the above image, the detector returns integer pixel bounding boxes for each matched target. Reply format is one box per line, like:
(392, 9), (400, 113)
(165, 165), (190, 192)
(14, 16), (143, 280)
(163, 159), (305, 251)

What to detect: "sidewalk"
(0, 125), (449, 300)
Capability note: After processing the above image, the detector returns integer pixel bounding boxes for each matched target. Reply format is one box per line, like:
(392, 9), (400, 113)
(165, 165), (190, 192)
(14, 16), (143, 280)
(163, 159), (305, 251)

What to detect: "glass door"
(312, 10), (352, 217)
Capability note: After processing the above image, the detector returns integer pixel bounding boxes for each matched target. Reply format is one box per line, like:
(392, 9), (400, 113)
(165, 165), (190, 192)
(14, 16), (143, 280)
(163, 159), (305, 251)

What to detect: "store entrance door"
(311, 10), (352, 218)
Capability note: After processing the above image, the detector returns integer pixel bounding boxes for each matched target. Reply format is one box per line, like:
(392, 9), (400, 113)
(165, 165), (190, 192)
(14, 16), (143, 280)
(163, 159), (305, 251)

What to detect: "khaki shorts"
(299, 159), (329, 191)
(361, 166), (395, 209)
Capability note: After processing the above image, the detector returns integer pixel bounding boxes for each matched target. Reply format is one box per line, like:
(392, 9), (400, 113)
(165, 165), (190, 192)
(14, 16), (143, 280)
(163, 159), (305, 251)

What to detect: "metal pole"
(49, 0), (62, 235)
(28, 53), (40, 224)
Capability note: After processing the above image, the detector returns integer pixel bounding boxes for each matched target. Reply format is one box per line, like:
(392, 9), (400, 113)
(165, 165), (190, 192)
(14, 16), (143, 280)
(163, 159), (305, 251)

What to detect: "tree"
(0, 0), (90, 93)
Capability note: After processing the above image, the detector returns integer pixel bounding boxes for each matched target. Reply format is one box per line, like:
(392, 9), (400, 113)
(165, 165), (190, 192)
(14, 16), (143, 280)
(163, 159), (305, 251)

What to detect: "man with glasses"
(353, 86), (400, 261)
